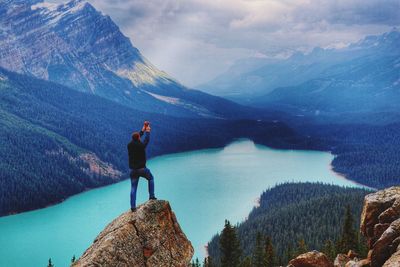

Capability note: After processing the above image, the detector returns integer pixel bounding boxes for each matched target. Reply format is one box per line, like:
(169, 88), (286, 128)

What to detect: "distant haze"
(49, 0), (400, 87)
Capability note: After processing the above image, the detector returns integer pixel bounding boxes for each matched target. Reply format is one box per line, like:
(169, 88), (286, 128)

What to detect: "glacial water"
(0, 140), (361, 267)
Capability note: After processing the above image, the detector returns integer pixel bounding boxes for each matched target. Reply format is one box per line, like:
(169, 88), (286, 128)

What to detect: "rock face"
(0, 0), (161, 99)
(73, 200), (193, 267)
(360, 186), (400, 267)
(383, 250), (400, 267)
(288, 251), (333, 267)
(334, 254), (350, 267)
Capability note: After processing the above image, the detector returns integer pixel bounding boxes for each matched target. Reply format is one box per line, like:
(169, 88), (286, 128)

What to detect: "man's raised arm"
(143, 129), (150, 147)
(140, 121), (150, 137)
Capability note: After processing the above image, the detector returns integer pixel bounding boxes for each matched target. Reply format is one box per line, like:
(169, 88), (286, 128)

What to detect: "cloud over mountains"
(49, 0), (400, 86)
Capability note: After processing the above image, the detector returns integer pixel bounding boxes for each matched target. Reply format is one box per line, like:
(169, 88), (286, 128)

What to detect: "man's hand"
(142, 121), (150, 132)
(143, 121), (150, 132)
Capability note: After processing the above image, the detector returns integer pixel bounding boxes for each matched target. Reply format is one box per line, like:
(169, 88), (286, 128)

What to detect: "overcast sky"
(53, 0), (400, 87)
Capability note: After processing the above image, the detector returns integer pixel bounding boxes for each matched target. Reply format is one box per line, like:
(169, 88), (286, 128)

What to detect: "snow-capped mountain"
(0, 0), (251, 118)
(251, 30), (400, 117)
(198, 29), (400, 106)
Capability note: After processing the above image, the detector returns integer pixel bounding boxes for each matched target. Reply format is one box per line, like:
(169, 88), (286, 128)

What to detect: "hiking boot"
(131, 207), (136, 212)
(149, 196), (157, 200)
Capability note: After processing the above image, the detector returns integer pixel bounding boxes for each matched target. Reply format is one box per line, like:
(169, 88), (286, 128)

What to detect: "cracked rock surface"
(288, 251), (333, 267)
(73, 200), (193, 267)
(360, 187), (400, 267)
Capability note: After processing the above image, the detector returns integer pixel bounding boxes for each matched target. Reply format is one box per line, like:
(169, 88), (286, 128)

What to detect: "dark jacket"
(128, 131), (150, 169)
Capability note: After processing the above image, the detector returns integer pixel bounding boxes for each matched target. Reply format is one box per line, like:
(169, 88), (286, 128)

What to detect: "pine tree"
(338, 205), (358, 253)
(191, 258), (201, 267)
(285, 243), (294, 264)
(264, 236), (275, 267)
(240, 256), (252, 267)
(357, 233), (369, 258)
(252, 232), (266, 267)
(47, 258), (54, 267)
(277, 256), (284, 267)
(220, 220), (242, 267)
(203, 256), (214, 267)
(296, 239), (308, 256)
(322, 239), (336, 261)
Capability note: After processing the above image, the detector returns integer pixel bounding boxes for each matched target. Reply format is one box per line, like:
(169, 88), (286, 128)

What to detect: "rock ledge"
(73, 200), (193, 267)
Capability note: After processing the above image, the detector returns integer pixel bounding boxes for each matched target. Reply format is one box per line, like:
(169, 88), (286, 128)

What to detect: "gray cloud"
(49, 0), (400, 86)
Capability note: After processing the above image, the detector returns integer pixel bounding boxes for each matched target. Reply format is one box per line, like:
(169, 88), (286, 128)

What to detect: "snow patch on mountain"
(31, 2), (58, 11)
(146, 91), (180, 105)
(116, 59), (173, 87)
(31, 0), (88, 25)
(145, 90), (218, 118)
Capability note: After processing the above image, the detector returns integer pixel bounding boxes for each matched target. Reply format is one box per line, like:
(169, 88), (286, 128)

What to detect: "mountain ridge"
(0, 0), (258, 119)
(198, 28), (400, 106)
(72, 200), (194, 267)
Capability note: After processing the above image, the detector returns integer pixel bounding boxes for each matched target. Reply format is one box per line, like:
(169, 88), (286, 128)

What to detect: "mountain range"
(199, 29), (400, 119)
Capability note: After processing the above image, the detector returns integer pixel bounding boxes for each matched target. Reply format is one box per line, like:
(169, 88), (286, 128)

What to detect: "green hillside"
(0, 68), (304, 216)
(207, 183), (372, 265)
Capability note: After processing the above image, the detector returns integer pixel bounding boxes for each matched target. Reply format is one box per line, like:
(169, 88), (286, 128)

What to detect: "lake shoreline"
(0, 139), (369, 267)
(329, 162), (377, 191)
(1, 138), (372, 218)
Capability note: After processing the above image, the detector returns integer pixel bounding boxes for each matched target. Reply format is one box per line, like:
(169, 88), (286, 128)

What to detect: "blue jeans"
(130, 168), (155, 209)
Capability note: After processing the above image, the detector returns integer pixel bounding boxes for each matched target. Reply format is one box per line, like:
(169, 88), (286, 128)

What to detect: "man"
(127, 121), (156, 212)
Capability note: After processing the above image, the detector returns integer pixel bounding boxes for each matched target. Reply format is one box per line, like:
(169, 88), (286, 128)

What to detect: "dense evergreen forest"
(295, 121), (400, 189)
(204, 183), (372, 266)
(246, 111), (400, 190)
(0, 68), (306, 216)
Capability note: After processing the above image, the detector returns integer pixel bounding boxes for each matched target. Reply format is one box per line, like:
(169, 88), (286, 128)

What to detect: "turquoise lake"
(0, 140), (362, 267)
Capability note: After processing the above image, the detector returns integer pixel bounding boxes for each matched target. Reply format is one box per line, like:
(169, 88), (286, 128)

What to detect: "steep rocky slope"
(0, 0), (257, 119)
(73, 200), (193, 267)
(361, 187), (400, 267)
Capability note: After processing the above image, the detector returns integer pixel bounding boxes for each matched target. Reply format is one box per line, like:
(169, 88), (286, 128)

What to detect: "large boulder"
(73, 200), (193, 267)
(360, 187), (400, 267)
(383, 250), (400, 267)
(361, 187), (400, 247)
(335, 251), (369, 267)
(344, 259), (370, 267)
(334, 254), (350, 267)
(288, 251), (333, 267)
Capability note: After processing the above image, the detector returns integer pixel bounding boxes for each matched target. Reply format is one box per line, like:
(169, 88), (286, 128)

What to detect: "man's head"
(132, 132), (141, 141)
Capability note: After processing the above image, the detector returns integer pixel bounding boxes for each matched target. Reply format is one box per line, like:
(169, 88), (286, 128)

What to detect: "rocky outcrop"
(288, 251), (333, 267)
(73, 200), (193, 267)
(383, 250), (400, 267)
(289, 187), (400, 267)
(334, 253), (370, 267)
(334, 253), (351, 267)
(360, 187), (400, 267)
